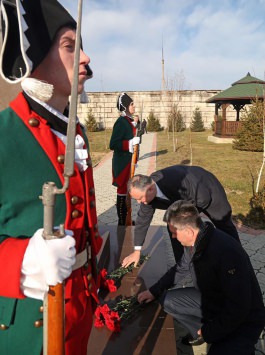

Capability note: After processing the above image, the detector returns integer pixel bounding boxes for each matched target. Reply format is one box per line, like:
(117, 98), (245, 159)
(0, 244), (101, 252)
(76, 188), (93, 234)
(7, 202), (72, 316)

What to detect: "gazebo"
(206, 72), (265, 137)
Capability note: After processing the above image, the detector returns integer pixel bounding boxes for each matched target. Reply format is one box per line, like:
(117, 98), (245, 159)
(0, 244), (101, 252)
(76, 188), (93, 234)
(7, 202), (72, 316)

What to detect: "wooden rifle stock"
(125, 142), (139, 226)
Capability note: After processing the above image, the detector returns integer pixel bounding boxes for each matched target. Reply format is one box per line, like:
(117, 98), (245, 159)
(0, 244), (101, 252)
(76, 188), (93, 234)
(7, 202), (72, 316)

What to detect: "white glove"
(129, 136), (140, 153)
(21, 228), (76, 300)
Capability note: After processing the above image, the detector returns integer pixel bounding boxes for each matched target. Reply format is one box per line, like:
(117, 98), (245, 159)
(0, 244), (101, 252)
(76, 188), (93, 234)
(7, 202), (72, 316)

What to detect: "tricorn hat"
(0, 0), (92, 83)
(117, 92), (133, 112)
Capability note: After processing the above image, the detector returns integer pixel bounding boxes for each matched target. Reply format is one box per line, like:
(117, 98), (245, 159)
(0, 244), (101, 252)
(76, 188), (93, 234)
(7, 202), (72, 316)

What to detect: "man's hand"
(122, 250), (141, 268)
(138, 290), (155, 304)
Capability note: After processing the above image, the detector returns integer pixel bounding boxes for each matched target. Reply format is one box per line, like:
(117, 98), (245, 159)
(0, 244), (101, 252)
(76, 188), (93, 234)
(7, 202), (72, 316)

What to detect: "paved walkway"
(93, 132), (265, 355)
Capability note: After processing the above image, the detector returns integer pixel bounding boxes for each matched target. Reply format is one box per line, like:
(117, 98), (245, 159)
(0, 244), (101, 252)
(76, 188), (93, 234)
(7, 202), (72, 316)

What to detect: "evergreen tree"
(233, 100), (264, 152)
(167, 105), (186, 132)
(84, 109), (98, 132)
(147, 110), (162, 132)
(190, 107), (205, 132)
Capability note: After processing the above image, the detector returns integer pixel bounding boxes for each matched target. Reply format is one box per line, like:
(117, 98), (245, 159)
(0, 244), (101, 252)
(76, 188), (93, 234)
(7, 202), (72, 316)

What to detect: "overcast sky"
(61, 0), (265, 93)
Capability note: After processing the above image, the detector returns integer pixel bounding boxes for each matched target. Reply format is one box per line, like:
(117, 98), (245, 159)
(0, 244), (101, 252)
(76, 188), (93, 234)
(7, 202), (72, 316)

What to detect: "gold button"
(0, 324), (8, 330)
(28, 118), (40, 127)
(94, 232), (99, 238)
(87, 273), (92, 281)
(88, 283), (93, 290)
(39, 306), (44, 313)
(89, 188), (95, 196)
(71, 196), (79, 205)
(57, 155), (65, 164)
(87, 159), (92, 167)
(72, 209), (81, 218)
(90, 201), (95, 208)
(94, 224), (98, 231)
(34, 319), (43, 328)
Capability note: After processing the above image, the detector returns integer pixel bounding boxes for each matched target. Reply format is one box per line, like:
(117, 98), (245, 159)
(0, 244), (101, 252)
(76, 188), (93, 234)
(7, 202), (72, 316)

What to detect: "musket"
(125, 100), (144, 226)
(125, 128), (140, 227)
(41, 1), (83, 354)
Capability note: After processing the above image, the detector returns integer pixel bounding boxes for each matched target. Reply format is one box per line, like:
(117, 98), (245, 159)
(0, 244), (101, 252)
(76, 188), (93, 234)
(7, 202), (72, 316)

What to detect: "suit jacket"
(0, 93), (102, 354)
(134, 165), (234, 247)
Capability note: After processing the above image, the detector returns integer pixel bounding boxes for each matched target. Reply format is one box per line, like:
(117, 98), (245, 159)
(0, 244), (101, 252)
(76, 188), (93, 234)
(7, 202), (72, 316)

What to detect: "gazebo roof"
(206, 72), (265, 104)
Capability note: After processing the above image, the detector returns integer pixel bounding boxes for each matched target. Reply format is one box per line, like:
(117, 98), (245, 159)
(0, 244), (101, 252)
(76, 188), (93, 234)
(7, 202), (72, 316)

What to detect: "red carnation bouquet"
(94, 295), (144, 333)
(96, 254), (150, 332)
(99, 254), (150, 293)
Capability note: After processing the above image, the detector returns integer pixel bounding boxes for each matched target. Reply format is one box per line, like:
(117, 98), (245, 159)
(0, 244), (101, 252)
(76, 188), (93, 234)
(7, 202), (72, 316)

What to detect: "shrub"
(233, 100), (264, 152)
(84, 109), (98, 132)
(190, 107), (205, 132)
(167, 105), (186, 132)
(147, 110), (162, 132)
(241, 186), (265, 228)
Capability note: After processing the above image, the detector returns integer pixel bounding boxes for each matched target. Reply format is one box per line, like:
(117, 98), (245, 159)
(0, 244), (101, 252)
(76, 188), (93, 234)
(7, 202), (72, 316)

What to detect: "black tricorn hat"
(117, 92), (133, 112)
(0, 0), (92, 83)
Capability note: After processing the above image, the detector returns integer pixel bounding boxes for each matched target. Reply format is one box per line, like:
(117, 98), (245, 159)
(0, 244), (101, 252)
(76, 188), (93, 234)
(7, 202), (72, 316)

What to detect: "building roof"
(206, 72), (265, 103)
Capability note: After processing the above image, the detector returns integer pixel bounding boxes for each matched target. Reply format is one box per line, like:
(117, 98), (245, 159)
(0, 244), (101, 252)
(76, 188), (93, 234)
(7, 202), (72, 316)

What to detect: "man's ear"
(150, 183), (156, 194)
(187, 227), (198, 245)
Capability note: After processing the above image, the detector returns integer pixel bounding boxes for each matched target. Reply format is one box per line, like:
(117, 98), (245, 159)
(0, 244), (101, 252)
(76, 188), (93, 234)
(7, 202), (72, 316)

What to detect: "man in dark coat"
(122, 165), (239, 267)
(138, 201), (265, 354)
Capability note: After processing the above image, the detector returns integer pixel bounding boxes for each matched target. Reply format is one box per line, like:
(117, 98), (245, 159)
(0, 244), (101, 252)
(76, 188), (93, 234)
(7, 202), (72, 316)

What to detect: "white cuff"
(129, 139), (133, 153)
(134, 246), (142, 251)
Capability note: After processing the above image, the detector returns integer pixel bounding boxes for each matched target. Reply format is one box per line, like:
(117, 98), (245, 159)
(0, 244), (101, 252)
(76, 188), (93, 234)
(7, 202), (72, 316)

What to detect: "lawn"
(86, 129), (112, 165)
(86, 129), (265, 228)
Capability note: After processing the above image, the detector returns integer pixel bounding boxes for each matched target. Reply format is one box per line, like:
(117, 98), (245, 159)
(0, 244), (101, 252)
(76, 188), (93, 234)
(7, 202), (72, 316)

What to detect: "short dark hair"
(163, 200), (201, 229)
(127, 174), (152, 193)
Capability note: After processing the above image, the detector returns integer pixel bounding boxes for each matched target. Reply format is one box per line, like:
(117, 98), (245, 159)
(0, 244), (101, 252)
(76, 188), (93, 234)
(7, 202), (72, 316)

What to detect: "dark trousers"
(161, 287), (202, 339)
(161, 287), (263, 355)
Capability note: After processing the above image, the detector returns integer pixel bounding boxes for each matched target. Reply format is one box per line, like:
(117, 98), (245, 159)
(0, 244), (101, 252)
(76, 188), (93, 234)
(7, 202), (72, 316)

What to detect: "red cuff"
(122, 140), (129, 151)
(0, 238), (30, 298)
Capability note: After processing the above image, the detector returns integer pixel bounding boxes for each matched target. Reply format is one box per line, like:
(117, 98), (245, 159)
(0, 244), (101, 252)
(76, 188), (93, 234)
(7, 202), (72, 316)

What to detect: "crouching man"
(138, 201), (265, 354)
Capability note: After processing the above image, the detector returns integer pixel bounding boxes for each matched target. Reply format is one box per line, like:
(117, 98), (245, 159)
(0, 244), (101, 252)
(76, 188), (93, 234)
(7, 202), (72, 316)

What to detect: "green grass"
(87, 129), (265, 228)
(86, 129), (112, 165)
(156, 129), (265, 228)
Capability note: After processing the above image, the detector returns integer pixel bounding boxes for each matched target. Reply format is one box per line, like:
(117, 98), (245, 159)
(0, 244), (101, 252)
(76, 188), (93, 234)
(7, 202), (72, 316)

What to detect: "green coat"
(0, 93), (102, 354)
(109, 115), (136, 189)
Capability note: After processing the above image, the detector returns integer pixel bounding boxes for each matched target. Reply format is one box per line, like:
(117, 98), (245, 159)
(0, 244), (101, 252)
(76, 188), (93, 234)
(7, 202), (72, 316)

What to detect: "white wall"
(77, 90), (238, 129)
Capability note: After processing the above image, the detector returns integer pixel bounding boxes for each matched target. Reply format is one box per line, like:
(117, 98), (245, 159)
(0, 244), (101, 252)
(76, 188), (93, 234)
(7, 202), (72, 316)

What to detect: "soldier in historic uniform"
(109, 93), (140, 225)
(0, 1), (102, 354)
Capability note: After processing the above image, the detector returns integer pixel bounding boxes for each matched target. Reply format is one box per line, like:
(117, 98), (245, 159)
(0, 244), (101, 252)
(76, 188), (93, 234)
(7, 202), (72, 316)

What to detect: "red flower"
(106, 279), (117, 292)
(100, 268), (108, 278)
(94, 304), (121, 333)
(105, 310), (121, 332)
(94, 318), (105, 328)
(100, 268), (117, 293)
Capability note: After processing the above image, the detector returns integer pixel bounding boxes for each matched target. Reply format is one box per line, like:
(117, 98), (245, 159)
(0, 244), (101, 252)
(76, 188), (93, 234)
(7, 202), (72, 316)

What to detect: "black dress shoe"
(181, 334), (205, 346)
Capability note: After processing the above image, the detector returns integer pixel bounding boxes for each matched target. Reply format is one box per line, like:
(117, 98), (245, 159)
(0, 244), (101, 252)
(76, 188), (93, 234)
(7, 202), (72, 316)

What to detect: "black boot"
(116, 195), (127, 226)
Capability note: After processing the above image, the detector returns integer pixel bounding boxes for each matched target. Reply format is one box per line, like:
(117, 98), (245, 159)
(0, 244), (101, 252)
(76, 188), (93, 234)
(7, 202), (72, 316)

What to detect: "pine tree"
(147, 110), (162, 132)
(233, 100), (264, 152)
(190, 107), (205, 132)
(84, 109), (98, 132)
(167, 105), (186, 132)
